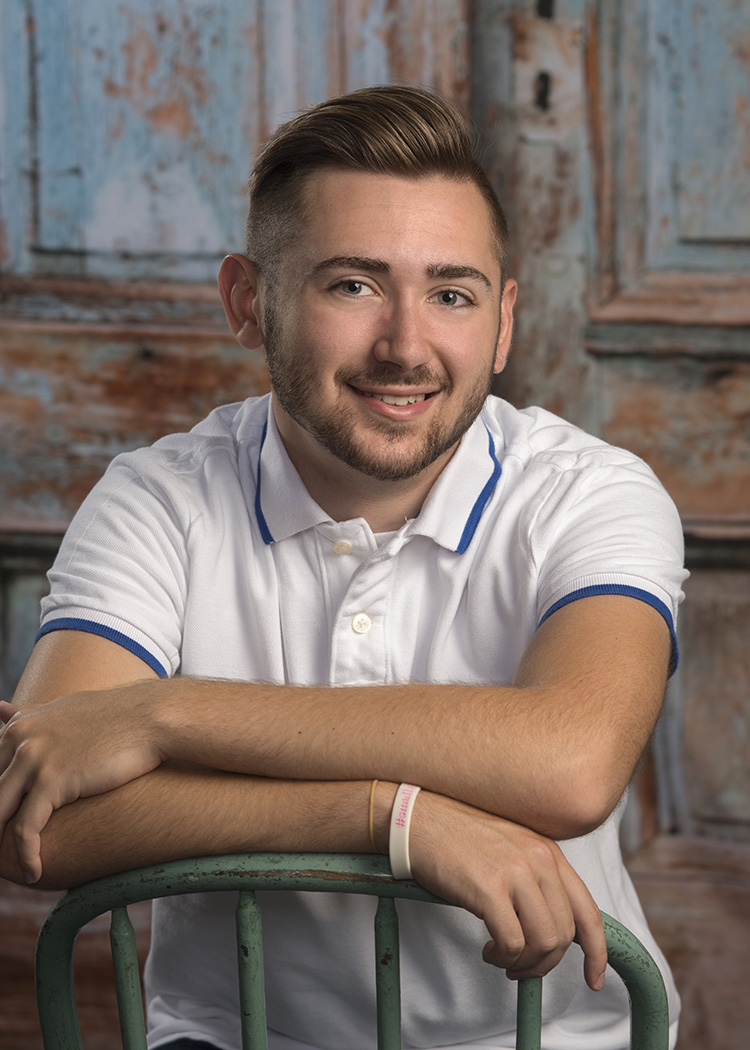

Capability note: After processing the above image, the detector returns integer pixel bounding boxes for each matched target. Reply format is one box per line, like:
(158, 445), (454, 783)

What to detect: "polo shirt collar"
(254, 398), (503, 553)
(407, 406), (503, 553)
(253, 401), (332, 543)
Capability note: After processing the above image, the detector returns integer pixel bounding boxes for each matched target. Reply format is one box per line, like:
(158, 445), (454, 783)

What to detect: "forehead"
(289, 169), (501, 283)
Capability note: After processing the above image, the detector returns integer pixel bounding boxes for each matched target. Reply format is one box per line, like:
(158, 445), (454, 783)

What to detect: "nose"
(371, 299), (432, 371)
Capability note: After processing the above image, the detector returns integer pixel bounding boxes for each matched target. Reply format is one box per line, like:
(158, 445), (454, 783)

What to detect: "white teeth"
(369, 392), (427, 406)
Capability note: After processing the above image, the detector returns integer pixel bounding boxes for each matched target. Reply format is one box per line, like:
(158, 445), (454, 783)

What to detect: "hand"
(407, 791), (607, 991)
(0, 689), (164, 883)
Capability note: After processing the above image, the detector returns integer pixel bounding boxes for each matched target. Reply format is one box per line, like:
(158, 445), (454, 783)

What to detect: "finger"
(0, 709), (26, 772)
(0, 701), (21, 725)
(12, 791), (55, 884)
(480, 898), (527, 970)
(503, 880), (572, 979)
(482, 883), (566, 977)
(0, 760), (32, 826)
(558, 863), (607, 991)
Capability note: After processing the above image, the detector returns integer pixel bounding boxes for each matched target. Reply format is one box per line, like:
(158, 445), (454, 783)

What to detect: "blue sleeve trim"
(35, 619), (170, 679)
(456, 425), (503, 554)
(254, 419), (275, 545)
(537, 584), (679, 676)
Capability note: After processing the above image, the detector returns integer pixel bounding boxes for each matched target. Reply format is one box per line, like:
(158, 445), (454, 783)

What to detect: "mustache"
(334, 364), (453, 392)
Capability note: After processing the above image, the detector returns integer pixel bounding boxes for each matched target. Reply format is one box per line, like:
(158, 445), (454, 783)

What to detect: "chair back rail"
(34, 852), (670, 1050)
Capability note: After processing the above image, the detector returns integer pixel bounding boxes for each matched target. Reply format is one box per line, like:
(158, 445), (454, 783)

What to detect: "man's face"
(261, 170), (515, 484)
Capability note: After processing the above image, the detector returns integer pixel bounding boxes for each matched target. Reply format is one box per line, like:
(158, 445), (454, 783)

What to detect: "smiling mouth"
(368, 392), (427, 406)
(349, 385), (434, 406)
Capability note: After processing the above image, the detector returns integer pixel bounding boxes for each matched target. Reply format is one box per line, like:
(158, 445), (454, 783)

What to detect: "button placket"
(329, 554), (395, 684)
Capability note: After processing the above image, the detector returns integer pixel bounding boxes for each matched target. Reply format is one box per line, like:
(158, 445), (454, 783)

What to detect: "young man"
(0, 86), (685, 1049)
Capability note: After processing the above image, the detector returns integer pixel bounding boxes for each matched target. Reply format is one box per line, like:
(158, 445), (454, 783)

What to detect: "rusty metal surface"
(34, 853), (670, 1050)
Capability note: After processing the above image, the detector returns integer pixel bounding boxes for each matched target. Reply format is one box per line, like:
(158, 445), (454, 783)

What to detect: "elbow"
(550, 798), (616, 841)
(538, 755), (627, 840)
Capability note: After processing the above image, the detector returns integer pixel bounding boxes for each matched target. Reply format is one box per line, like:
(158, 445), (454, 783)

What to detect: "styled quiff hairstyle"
(246, 84), (509, 283)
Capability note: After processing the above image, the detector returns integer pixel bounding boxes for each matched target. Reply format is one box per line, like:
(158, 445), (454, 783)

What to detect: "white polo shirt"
(39, 393), (686, 1050)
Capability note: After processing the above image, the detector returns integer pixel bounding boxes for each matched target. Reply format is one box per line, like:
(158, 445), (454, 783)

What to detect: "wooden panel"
(4, 0), (265, 282)
(478, 1), (597, 427)
(0, 544), (56, 708)
(595, 352), (750, 525)
(680, 569), (750, 836)
(0, 0), (470, 287)
(0, 0), (472, 534)
(586, 0), (750, 324)
(664, 1), (750, 245)
(0, 327), (270, 532)
(0, 535), (61, 697)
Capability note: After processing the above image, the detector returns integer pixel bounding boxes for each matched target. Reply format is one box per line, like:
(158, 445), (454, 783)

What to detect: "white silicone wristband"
(389, 783), (421, 880)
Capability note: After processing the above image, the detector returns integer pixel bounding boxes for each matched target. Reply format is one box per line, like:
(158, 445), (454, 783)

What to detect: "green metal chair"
(35, 852), (669, 1050)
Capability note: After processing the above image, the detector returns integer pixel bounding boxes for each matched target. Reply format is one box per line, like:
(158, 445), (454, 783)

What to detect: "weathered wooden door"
(476, 2), (750, 1047)
(0, 2), (474, 1046)
(0, 0), (472, 678)
(1, 2), (748, 1048)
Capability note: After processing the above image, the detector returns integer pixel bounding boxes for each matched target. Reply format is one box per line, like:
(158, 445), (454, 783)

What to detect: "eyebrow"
(311, 256), (389, 276)
(426, 263), (492, 291)
(311, 256), (493, 291)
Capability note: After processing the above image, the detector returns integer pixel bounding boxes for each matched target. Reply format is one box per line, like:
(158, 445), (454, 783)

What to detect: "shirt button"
(351, 613), (372, 634)
(333, 540), (353, 555)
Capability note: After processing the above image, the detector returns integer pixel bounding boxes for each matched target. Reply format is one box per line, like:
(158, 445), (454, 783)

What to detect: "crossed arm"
(0, 593), (671, 989)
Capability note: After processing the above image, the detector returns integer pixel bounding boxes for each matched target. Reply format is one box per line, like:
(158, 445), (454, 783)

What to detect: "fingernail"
(594, 972), (605, 991)
(24, 870), (38, 885)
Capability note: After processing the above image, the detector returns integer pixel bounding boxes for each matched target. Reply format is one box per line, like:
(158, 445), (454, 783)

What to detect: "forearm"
(0, 765), (395, 890)
(151, 679), (562, 820)
(3, 597), (670, 857)
(143, 678), (640, 838)
(130, 599), (669, 838)
(0, 766), (608, 989)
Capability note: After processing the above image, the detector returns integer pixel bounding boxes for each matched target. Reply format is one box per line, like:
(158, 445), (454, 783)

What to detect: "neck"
(289, 445), (449, 529)
(299, 463), (442, 533)
(272, 402), (455, 532)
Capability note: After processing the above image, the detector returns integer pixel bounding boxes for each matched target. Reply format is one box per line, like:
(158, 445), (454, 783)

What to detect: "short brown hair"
(246, 84), (508, 281)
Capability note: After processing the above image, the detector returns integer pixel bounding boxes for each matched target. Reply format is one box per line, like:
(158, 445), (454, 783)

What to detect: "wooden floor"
(628, 835), (750, 1050)
(3, 835), (750, 1049)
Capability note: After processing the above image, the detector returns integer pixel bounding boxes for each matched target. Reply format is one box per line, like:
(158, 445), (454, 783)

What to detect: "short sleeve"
(39, 452), (190, 678)
(528, 450), (688, 671)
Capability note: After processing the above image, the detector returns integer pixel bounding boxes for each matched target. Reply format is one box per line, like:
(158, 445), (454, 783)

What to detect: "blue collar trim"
(455, 424), (502, 554)
(255, 420), (275, 545)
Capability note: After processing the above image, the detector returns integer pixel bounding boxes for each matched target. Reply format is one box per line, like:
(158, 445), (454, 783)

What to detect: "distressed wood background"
(1, 1), (749, 1047)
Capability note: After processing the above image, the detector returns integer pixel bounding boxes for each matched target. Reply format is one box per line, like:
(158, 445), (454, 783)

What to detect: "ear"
(493, 278), (517, 374)
(218, 253), (266, 349)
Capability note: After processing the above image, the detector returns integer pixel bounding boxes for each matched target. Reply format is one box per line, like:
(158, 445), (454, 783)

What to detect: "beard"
(264, 306), (496, 482)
